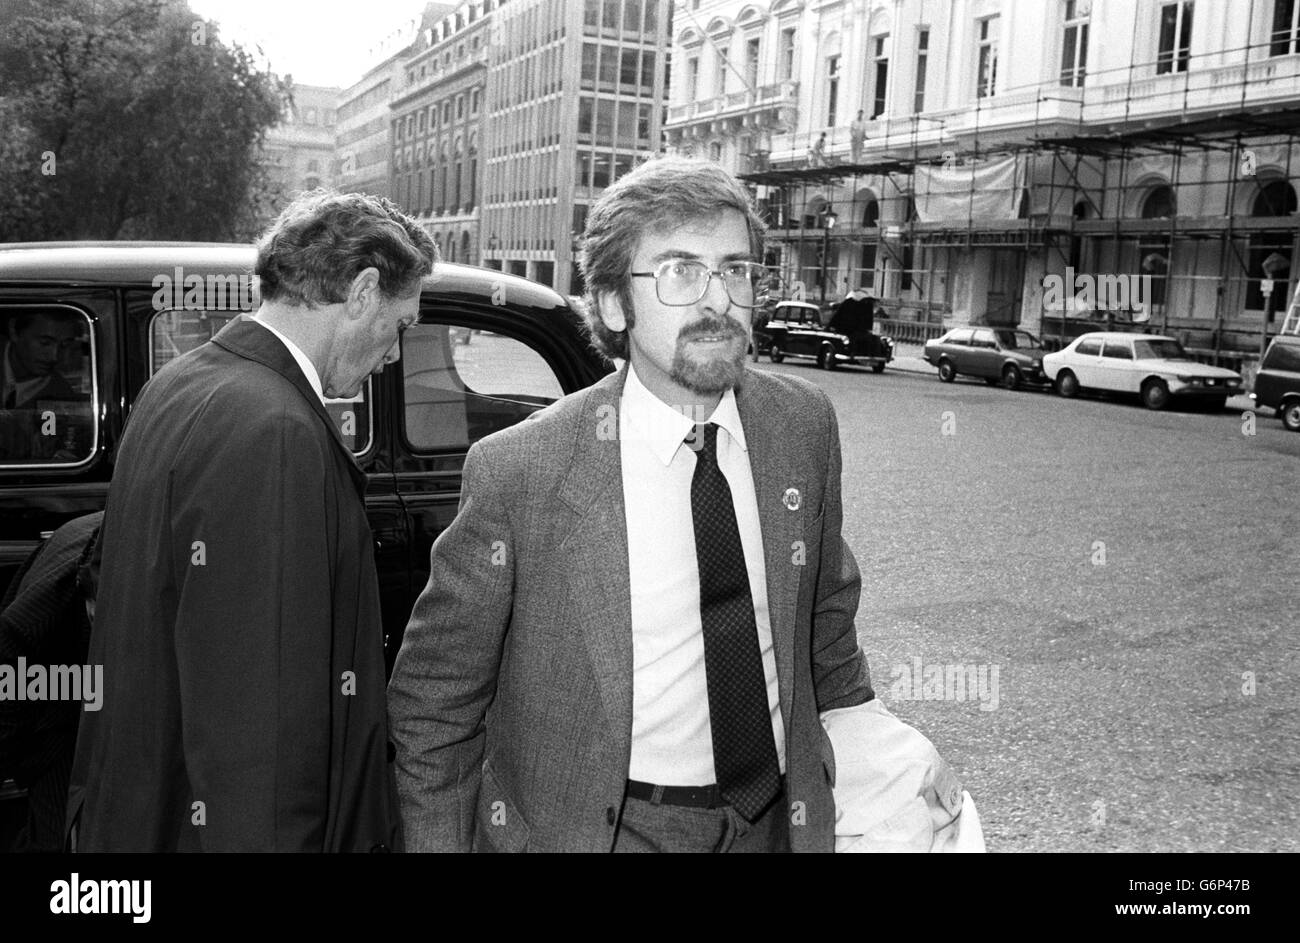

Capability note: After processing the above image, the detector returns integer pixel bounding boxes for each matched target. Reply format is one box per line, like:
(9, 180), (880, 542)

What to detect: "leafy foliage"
(0, 0), (289, 241)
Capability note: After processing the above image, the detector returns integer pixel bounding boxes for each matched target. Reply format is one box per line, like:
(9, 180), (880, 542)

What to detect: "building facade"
(390, 1), (491, 263)
(261, 83), (341, 209)
(480, 0), (671, 293)
(665, 0), (1300, 369)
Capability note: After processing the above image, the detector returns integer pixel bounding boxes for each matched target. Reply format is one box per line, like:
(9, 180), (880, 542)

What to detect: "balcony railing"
(665, 80), (799, 126)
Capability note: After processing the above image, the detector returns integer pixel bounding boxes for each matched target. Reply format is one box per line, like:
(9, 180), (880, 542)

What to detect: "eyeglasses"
(629, 259), (769, 309)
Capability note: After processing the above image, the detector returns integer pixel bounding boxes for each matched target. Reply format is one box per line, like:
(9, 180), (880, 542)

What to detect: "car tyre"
(1141, 379), (1171, 411)
(770, 342), (785, 364)
(1282, 400), (1300, 432)
(1055, 370), (1080, 398)
(817, 344), (838, 370)
(937, 359), (956, 383)
(1001, 364), (1022, 390)
(871, 362), (886, 374)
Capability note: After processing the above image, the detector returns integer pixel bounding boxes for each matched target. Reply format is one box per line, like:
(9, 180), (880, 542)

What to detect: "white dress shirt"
(250, 316), (326, 406)
(620, 364), (785, 784)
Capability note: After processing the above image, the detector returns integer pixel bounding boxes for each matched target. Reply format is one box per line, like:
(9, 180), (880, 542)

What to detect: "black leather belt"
(625, 780), (724, 809)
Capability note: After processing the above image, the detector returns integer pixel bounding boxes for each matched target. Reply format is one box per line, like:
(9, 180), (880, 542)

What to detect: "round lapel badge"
(782, 487), (801, 511)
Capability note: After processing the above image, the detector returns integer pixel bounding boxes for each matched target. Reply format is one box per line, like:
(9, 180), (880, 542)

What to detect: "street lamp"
(487, 232), (500, 270)
(819, 204), (838, 305)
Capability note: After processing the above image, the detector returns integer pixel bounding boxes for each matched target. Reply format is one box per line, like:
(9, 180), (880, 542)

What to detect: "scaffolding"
(738, 38), (1300, 369)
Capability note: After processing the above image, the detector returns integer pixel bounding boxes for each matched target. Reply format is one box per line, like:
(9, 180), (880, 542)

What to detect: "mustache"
(677, 317), (749, 342)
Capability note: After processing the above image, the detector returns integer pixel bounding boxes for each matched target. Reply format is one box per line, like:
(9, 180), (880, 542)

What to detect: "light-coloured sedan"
(1041, 332), (1243, 410)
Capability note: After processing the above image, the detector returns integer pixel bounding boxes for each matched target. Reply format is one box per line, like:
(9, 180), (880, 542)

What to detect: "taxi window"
(1076, 337), (1102, 356)
(0, 306), (97, 468)
(1101, 340), (1133, 359)
(149, 309), (373, 455)
(402, 324), (564, 453)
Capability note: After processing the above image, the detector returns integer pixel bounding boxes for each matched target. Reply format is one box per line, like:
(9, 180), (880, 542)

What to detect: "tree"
(0, 0), (289, 241)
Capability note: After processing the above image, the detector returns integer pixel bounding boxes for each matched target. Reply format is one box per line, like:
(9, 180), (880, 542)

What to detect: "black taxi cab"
(0, 242), (611, 669)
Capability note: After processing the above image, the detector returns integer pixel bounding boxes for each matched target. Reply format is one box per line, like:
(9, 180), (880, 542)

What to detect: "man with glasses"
(389, 157), (874, 852)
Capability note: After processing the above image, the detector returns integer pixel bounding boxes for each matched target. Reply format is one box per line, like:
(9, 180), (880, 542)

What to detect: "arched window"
(1141, 185), (1175, 219)
(1138, 185), (1174, 309)
(1246, 179), (1297, 312)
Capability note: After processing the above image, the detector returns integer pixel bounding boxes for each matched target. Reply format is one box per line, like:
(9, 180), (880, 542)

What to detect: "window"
(620, 48), (639, 85)
(1157, 1), (1193, 74)
(687, 57), (699, 98)
(745, 37), (760, 88)
(1262, 339), (1300, 371)
(871, 35), (889, 118)
(456, 95), (465, 119)
(307, 159), (320, 173)
(977, 17), (999, 98)
(947, 328), (974, 345)
(715, 49), (728, 96)
(826, 55), (841, 125)
(1061, 0), (1089, 86)
(304, 107), (318, 125)
(1272, 0), (1300, 55)
(1076, 337), (1102, 356)
(914, 29), (929, 113)
(1, 307), (96, 467)
(1101, 340), (1133, 359)
(401, 324), (563, 453)
(779, 27), (796, 81)
(971, 329), (997, 348)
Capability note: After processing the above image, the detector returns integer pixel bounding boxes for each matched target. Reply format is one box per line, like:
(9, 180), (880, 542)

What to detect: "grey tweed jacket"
(387, 364), (874, 852)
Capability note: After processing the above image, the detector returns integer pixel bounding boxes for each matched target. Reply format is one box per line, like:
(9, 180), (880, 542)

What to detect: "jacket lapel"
(735, 370), (800, 730)
(556, 367), (633, 734)
(210, 317), (367, 497)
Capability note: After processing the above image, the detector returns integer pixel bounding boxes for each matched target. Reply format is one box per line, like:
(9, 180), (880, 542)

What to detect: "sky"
(189, 0), (437, 88)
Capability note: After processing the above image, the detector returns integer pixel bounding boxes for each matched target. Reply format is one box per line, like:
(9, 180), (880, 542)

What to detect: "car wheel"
(937, 359), (956, 383)
(1001, 364), (1022, 390)
(770, 342), (784, 364)
(1055, 370), (1080, 398)
(871, 362), (885, 374)
(817, 344), (838, 370)
(1282, 400), (1300, 432)
(1141, 379), (1170, 410)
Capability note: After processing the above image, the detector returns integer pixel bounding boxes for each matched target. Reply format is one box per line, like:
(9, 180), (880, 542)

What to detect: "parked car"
(923, 326), (1049, 389)
(0, 243), (611, 666)
(1041, 332), (1242, 410)
(753, 299), (894, 372)
(1251, 333), (1300, 431)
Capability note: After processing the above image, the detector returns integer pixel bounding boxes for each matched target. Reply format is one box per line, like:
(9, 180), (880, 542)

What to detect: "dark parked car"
(923, 326), (1049, 390)
(0, 243), (610, 661)
(1251, 333), (1300, 431)
(753, 300), (894, 372)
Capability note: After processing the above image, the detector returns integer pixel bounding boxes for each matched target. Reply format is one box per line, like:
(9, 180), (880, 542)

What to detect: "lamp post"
(819, 205), (838, 305)
(487, 232), (500, 270)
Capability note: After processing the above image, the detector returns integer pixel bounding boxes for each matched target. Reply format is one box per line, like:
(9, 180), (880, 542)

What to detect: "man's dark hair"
(578, 157), (766, 361)
(255, 190), (438, 308)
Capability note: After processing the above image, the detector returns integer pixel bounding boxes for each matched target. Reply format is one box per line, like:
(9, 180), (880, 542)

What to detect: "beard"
(669, 314), (750, 395)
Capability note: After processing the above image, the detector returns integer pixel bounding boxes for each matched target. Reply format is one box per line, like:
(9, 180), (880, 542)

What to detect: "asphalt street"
(755, 344), (1300, 852)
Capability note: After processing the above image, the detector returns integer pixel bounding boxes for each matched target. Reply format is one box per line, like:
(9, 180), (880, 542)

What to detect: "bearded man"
(389, 157), (874, 852)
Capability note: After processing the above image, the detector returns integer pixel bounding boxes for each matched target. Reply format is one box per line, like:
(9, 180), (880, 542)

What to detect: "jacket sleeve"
(387, 441), (516, 852)
(168, 409), (335, 851)
(809, 388), (875, 712)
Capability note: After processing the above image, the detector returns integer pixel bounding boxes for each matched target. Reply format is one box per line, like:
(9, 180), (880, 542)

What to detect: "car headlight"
(1174, 374), (1193, 383)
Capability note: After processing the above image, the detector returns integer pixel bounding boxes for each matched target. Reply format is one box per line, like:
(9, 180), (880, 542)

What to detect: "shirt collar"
(250, 316), (326, 406)
(622, 362), (748, 467)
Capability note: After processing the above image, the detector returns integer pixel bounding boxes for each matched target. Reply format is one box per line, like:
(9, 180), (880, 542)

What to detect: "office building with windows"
(390, 1), (491, 263)
(666, 0), (1300, 373)
(481, 0), (671, 293)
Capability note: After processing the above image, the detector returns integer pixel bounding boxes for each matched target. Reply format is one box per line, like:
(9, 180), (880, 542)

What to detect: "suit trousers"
(611, 790), (790, 853)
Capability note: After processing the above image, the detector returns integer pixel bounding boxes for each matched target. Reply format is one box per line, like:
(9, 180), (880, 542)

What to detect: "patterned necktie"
(690, 422), (781, 821)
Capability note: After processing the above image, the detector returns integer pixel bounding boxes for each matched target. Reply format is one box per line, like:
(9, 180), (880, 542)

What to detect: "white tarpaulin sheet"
(913, 156), (1023, 223)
